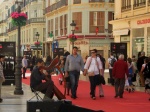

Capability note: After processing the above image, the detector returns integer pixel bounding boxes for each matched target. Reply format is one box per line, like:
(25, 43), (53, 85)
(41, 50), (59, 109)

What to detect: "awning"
(113, 29), (129, 36)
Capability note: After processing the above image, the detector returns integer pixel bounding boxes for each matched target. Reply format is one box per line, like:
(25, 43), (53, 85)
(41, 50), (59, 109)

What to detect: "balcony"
(121, 5), (131, 12)
(89, 0), (104, 3)
(109, 0), (114, 3)
(45, 0), (68, 14)
(26, 17), (45, 24)
(73, 0), (81, 4)
(7, 27), (17, 33)
(133, 1), (146, 9)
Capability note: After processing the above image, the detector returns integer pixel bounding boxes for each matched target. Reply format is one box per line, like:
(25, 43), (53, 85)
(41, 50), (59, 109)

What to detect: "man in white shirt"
(108, 53), (117, 85)
(22, 55), (28, 79)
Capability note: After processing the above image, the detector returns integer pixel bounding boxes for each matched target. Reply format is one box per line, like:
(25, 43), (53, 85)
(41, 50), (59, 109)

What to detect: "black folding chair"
(29, 88), (43, 101)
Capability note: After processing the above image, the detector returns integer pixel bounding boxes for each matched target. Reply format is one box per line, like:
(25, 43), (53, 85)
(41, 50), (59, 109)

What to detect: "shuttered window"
(89, 11), (104, 33)
(72, 12), (82, 33)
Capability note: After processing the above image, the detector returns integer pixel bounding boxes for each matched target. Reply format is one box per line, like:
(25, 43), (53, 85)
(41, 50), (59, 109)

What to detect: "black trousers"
(35, 80), (54, 98)
(109, 69), (114, 85)
(22, 67), (27, 78)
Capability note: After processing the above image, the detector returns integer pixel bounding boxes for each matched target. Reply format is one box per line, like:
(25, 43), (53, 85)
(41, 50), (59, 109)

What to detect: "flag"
(49, 32), (53, 38)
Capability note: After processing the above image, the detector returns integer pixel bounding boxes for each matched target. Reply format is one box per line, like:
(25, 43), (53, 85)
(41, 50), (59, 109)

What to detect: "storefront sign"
(137, 19), (150, 25)
(70, 41), (89, 45)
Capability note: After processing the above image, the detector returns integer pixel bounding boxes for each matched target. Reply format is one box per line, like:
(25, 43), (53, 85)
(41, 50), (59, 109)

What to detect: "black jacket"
(137, 56), (148, 71)
(30, 66), (45, 89)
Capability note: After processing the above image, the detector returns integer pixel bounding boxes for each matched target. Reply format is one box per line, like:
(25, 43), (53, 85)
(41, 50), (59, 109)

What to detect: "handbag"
(99, 75), (106, 85)
(95, 59), (105, 85)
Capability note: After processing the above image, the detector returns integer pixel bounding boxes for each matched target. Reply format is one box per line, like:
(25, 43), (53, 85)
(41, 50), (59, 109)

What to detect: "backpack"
(110, 58), (116, 67)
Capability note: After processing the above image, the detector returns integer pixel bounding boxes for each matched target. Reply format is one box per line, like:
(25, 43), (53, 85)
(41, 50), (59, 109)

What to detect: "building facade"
(110, 0), (150, 58)
(44, 0), (114, 60)
(0, 0), (45, 57)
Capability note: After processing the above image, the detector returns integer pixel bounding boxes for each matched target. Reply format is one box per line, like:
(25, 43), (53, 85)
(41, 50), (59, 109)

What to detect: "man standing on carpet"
(65, 46), (84, 99)
(112, 54), (128, 98)
(30, 58), (54, 101)
(22, 55), (28, 79)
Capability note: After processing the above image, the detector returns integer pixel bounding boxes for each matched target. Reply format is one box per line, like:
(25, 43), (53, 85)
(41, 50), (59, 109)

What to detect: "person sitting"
(30, 58), (54, 101)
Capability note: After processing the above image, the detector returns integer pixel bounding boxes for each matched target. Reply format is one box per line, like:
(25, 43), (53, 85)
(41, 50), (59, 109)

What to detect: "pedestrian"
(137, 51), (148, 86)
(108, 53), (117, 85)
(112, 54), (128, 98)
(84, 49), (104, 100)
(0, 55), (5, 103)
(65, 46), (84, 99)
(22, 55), (28, 79)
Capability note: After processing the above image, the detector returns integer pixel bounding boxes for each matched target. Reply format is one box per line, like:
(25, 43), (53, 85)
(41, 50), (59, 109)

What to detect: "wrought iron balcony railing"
(121, 5), (131, 12)
(26, 17), (45, 24)
(45, 0), (68, 14)
(89, 0), (105, 3)
(133, 1), (146, 9)
(73, 0), (81, 4)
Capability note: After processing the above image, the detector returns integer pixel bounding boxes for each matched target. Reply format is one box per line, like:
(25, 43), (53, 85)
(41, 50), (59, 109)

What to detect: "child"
(127, 58), (135, 92)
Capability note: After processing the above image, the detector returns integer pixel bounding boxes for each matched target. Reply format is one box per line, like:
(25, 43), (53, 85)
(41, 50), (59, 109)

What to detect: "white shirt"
(84, 57), (102, 75)
(108, 56), (117, 69)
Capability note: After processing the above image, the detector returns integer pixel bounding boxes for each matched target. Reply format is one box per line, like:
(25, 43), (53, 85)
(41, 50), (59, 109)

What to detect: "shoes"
(0, 98), (3, 103)
(119, 96), (123, 98)
(71, 95), (76, 99)
(99, 95), (104, 97)
(23, 77), (27, 79)
(92, 97), (96, 100)
(114, 95), (118, 98)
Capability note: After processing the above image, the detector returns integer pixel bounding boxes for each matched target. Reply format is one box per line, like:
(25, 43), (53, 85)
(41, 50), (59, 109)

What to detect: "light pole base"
(14, 89), (24, 95)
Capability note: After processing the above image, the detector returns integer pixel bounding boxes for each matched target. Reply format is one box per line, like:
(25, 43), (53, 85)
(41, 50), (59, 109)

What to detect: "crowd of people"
(0, 48), (150, 103)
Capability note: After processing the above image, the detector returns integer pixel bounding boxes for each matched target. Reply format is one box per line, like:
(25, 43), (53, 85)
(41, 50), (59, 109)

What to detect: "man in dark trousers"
(137, 51), (148, 86)
(112, 54), (128, 98)
(30, 58), (54, 101)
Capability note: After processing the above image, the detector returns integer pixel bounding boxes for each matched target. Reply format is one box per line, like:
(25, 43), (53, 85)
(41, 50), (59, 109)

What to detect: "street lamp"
(35, 32), (40, 58)
(70, 20), (76, 49)
(14, 0), (23, 95)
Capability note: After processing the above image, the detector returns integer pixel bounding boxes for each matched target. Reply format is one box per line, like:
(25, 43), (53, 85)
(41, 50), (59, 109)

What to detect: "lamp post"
(70, 20), (76, 49)
(35, 32), (40, 58)
(14, 0), (23, 95)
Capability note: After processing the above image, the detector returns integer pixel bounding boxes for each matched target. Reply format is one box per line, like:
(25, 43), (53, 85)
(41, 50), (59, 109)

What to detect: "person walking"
(84, 49), (103, 100)
(112, 54), (128, 98)
(22, 55), (28, 79)
(65, 46), (84, 99)
(0, 55), (5, 103)
(108, 53), (117, 85)
(137, 52), (148, 86)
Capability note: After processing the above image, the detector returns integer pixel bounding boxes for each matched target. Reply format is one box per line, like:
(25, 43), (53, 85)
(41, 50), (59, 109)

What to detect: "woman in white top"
(83, 49), (103, 100)
(140, 58), (149, 78)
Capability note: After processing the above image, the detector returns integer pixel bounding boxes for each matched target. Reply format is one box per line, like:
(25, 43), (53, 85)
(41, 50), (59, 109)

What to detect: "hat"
(0, 55), (5, 58)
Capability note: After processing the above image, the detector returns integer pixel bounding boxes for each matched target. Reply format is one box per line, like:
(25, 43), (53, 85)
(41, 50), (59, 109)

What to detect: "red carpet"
(22, 76), (150, 112)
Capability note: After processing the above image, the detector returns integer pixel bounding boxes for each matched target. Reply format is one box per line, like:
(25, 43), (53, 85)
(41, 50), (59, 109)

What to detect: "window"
(60, 16), (63, 35)
(72, 12), (82, 33)
(55, 17), (58, 36)
(108, 12), (114, 33)
(89, 11), (105, 33)
(48, 20), (50, 33)
(64, 14), (67, 35)
(34, 10), (37, 17)
(133, 0), (146, 9)
(121, 0), (131, 11)
(50, 19), (53, 33)
(33, 28), (37, 41)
